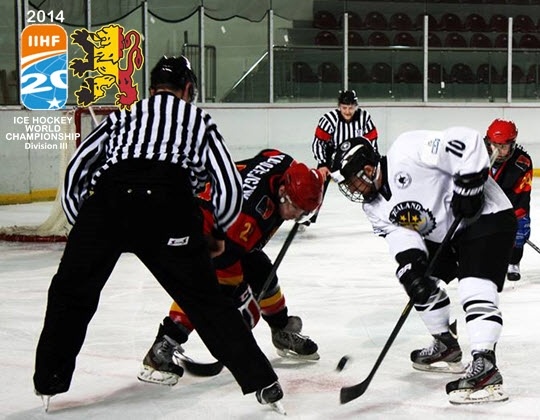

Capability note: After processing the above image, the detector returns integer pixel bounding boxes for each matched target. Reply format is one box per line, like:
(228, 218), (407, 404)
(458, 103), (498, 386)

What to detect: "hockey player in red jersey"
(484, 119), (533, 281)
(138, 149), (324, 386)
(332, 128), (516, 404)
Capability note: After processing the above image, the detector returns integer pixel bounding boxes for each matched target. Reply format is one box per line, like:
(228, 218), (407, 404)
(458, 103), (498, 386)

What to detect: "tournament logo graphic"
(69, 24), (143, 109)
(389, 200), (436, 236)
(20, 24), (68, 110)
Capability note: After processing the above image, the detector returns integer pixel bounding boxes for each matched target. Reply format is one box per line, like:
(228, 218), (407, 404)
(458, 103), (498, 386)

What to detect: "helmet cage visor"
(338, 167), (378, 203)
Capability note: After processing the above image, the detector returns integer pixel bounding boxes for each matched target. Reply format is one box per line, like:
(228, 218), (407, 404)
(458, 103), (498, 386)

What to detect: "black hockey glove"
(451, 169), (488, 220)
(395, 249), (436, 305)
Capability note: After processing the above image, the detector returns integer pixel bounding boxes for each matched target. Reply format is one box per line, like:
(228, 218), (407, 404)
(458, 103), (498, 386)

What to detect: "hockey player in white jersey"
(332, 127), (517, 404)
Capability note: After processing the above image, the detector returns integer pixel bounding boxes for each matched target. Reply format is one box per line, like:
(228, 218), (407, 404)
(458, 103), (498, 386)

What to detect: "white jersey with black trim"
(363, 127), (513, 259)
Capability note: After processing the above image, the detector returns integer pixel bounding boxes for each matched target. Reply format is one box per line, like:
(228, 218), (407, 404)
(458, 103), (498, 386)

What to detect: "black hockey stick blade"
(175, 351), (224, 376)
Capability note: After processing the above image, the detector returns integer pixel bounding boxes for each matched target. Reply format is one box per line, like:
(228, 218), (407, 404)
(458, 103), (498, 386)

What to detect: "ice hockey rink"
(1, 177), (539, 420)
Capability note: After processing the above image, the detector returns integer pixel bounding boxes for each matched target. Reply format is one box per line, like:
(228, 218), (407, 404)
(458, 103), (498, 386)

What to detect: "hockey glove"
(451, 169), (488, 220)
(395, 249), (436, 305)
(515, 214), (531, 248)
(233, 282), (261, 329)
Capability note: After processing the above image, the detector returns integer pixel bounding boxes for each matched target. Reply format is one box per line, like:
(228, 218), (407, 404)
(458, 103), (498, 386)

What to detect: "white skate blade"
(412, 361), (465, 374)
(269, 400), (287, 415)
(137, 365), (180, 386)
(34, 390), (53, 412)
(40, 394), (51, 412)
(449, 384), (508, 404)
(276, 348), (320, 361)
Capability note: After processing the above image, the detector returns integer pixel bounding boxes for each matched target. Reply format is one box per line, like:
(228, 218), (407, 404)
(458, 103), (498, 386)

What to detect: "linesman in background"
(33, 56), (283, 411)
(484, 118), (533, 281)
(304, 90), (378, 229)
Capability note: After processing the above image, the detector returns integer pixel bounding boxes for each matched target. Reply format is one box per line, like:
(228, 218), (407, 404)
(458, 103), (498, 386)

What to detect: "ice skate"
(137, 335), (184, 386)
(507, 264), (521, 281)
(256, 381), (286, 415)
(446, 350), (508, 404)
(411, 323), (465, 373)
(34, 390), (53, 412)
(271, 315), (319, 360)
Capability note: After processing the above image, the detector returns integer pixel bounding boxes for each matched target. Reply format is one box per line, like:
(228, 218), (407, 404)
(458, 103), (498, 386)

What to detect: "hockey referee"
(33, 56), (283, 411)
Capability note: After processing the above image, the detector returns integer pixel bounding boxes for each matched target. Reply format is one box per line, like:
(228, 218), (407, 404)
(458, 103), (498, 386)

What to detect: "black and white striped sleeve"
(61, 118), (111, 225)
(202, 119), (243, 234)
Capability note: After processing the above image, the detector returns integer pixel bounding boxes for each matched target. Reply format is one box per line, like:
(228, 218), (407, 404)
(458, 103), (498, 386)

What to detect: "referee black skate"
(33, 56), (283, 412)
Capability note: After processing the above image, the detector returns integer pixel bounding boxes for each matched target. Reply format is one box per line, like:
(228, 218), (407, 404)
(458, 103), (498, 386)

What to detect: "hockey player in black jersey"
(138, 149), (324, 386)
(484, 119), (533, 281)
(332, 128), (516, 404)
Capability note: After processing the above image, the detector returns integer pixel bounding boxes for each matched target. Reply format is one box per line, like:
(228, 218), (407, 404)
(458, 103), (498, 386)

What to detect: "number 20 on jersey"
(20, 24), (68, 110)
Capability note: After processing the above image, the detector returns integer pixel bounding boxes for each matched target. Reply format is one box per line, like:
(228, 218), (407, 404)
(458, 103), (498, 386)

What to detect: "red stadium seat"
(364, 11), (388, 30)
(368, 31), (390, 47)
(395, 62), (422, 83)
(470, 33), (493, 49)
(444, 32), (467, 48)
(389, 12), (414, 30)
(449, 63), (475, 83)
(348, 62), (369, 83)
(313, 10), (339, 29)
(393, 32), (417, 47)
(439, 13), (464, 31)
(464, 13), (488, 32)
(314, 30), (339, 46)
(318, 61), (341, 83)
(370, 62), (393, 83)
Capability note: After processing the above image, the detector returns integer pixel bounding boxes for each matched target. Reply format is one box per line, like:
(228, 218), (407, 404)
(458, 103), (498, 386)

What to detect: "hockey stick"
(340, 215), (463, 404)
(181, 222), (300, 376)
(526, 239), (540, 255)
(173, 348), (225, 376)
(257, 222), (300, 302)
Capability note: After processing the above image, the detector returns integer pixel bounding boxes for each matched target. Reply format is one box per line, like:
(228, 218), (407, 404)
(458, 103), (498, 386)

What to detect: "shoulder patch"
(515, 154), (531, 171)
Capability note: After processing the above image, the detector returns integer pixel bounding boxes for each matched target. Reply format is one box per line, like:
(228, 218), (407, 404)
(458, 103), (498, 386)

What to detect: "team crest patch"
(394, 171), (412, 189)
(389, 201), (436, 235)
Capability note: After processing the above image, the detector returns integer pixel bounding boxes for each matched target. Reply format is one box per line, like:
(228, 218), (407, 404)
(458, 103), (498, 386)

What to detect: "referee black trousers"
(34, 161), (277, 395)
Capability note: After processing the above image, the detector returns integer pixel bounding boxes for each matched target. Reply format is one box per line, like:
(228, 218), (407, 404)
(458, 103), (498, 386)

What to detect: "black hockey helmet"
(333, 136), (380, 203)
(338, 89), (358, 105)
(150, 55), (198, 102)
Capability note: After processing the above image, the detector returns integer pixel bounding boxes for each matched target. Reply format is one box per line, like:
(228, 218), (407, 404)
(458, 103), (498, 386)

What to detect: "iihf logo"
(20, 24), (68, 110)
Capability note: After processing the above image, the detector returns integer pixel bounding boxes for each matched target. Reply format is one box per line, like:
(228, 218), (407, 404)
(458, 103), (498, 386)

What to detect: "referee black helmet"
(150, 56), (198, 102)
(338, 90), (358, 105)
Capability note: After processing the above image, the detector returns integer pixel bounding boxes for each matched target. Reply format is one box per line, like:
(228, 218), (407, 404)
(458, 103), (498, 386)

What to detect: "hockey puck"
(336, 355), (350, 372)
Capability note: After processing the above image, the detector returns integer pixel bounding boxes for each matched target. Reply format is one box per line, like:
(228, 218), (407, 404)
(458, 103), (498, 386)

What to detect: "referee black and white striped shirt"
(62, 91), (242, 233)
(312, 108), (378, 168)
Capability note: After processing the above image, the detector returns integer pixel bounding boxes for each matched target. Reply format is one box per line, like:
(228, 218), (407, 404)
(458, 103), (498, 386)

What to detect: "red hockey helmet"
(282, 163), (324, 213)
(485, 119), (518, 144)
(485, 119), (518, 163)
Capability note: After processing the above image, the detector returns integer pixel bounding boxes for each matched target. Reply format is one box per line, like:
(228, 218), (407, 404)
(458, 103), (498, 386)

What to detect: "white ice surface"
(1, 185), (539, 420)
